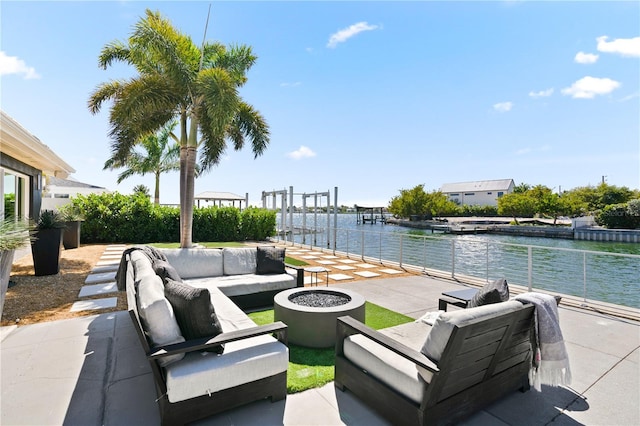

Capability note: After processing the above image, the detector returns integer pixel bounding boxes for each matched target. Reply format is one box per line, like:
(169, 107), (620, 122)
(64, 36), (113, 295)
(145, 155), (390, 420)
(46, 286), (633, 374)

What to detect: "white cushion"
(344, 334), (426, 404)
(420, 300), (524, 364)
(164, 335), (289, 403)
(185, 273), (295, 297)
(222, 248), (257, 275)
(161, 248), (224, 279)
(136, 274), (185, 367)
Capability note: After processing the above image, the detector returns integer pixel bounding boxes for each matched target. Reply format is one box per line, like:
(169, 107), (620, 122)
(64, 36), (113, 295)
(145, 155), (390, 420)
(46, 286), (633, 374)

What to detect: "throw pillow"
(164, 279), (224, 354)
(153, 260), (182, 284)
(467, 278), (510, 308)
(256, 246), (286, 275)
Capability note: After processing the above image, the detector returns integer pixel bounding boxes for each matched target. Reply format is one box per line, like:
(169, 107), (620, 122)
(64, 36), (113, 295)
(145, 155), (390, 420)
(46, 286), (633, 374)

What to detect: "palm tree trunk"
(179, 112), (190, 248)
(154, 171), (160, 206)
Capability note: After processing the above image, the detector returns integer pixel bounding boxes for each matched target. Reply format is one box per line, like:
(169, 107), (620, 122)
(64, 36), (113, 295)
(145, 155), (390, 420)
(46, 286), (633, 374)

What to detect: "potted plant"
(58, 203), (84, 249)
(31, 210), (65, 276)
(1, 218), (32, 317)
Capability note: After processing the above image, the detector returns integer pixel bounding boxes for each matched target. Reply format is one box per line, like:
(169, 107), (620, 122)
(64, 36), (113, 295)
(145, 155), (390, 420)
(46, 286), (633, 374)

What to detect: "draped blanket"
(515, 292), (572, 391)
(115, 246), (168, 291)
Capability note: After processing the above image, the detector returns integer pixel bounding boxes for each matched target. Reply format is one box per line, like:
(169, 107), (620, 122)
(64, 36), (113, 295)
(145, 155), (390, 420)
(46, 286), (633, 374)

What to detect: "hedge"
(69, 192), (276, 243)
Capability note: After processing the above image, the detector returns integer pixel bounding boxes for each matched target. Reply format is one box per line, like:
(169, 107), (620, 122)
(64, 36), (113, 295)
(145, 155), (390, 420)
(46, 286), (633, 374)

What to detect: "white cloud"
(574, 51), (599, 64)
(619, 92), (640, 102)
(561, 76), (621, 99)
(493, 101), (513, 112)
(0, 51), (40, 79)
(529, 88), (554, 98)
(287, 145), (316, 160)
(596, 36), (640, 57)
(280, 82), (302, 87)
(327, 22), (379, 48)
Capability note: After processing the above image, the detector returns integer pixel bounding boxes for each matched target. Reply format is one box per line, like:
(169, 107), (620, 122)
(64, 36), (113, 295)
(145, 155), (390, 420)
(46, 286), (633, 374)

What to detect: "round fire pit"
(274, 288), (365, 348)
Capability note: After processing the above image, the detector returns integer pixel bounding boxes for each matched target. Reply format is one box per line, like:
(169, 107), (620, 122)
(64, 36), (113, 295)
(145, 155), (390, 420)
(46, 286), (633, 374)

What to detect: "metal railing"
(274, 226), (640, 310)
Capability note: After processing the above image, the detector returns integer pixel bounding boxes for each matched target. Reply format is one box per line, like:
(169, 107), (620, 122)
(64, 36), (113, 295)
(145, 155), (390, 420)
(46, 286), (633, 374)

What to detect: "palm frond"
(98, 40), (131, 69)
(197, 68), (240, 135)
(88, 80), (125, 114)
(130, 9), (200, 88)
(234, 102), (270, 158)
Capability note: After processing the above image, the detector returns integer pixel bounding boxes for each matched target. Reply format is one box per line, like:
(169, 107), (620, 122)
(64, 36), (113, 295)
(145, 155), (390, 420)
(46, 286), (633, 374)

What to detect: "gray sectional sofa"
(161, 247), (304, 309)
(123, 246), (302, 425)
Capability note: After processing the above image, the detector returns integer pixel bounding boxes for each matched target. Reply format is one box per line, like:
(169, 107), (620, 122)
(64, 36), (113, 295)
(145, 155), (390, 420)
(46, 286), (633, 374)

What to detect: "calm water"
(277, 213), (640, 308)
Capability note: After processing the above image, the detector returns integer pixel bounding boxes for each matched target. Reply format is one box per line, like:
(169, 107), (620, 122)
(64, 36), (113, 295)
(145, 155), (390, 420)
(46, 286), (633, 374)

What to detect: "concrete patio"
(1, 275), (638, 425)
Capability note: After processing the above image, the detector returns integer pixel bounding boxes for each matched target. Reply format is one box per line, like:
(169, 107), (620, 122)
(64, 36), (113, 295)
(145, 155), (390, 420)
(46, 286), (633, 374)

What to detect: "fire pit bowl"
(274, 288), (365, 348)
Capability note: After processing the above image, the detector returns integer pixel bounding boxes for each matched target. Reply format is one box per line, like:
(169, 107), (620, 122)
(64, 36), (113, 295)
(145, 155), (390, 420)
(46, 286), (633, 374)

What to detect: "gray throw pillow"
(153, 260), (182, 284)
(467, 278), (509, 308)
(256, 246), (286, 275)
(164, 279), (224, 354)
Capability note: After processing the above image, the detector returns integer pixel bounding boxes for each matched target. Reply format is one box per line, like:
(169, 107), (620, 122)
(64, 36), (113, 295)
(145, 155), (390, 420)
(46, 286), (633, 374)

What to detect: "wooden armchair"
(335, 302), (536, 426)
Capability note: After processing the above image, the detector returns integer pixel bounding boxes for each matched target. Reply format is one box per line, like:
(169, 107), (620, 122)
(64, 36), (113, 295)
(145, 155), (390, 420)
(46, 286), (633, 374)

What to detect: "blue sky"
(2, 1), (639, 207)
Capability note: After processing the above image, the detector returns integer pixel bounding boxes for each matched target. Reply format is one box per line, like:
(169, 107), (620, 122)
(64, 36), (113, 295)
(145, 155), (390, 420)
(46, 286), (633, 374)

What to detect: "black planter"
(31, 228), (63, 276)
(63, 221), (82, 249)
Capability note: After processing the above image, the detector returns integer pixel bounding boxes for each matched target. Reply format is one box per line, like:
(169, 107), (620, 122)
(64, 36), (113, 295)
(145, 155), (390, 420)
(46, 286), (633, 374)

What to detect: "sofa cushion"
(131, 250), (157, 286)
(164, 334), (288, 403)
(136, 274), (185, 367)
(468, 278), (510, 308)
(344, 334), (426, 404)
(256, 246), (286, 275)
(153, 260), (182, 284)
(223, 247), (257, 275)
(185, 273), (296, 297)
(161, 248), (224, 279)
(420, 300), (524, 364)
(164, 280), (224, 354)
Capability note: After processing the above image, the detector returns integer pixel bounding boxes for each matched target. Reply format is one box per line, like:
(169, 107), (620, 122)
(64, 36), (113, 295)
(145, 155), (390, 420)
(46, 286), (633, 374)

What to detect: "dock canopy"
(355, 205), (388, 224)
(195, 191), (248, 210)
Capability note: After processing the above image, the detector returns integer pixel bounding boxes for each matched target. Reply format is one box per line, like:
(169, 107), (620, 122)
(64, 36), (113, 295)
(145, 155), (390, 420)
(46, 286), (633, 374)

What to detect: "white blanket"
(515, 292), (572, 391)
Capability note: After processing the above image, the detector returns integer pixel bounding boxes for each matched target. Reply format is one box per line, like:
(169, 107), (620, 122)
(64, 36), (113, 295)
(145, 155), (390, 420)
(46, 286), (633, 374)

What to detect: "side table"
(304, 266), (329, 287)
(438, 288), (478, 311)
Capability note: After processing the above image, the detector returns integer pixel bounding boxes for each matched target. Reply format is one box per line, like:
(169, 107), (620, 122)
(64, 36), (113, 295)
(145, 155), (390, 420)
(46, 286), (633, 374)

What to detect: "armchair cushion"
(420, 300), (523, 364)
(468, 278), (510, 308)
(164, 279), (224, 354)
(256, 246), (286, 275)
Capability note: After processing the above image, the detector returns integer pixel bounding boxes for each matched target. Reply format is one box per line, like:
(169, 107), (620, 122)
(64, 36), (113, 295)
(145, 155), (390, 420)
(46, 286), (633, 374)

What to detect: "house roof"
(195, 191), (246, 201)
(1, 110), (75, 178)
(46, 176), (106, 190)
(441, 179), (514, 193)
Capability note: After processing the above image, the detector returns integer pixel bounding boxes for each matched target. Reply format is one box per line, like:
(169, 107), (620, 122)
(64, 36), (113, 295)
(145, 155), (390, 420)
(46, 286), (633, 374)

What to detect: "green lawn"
(248, 302), (413, 393)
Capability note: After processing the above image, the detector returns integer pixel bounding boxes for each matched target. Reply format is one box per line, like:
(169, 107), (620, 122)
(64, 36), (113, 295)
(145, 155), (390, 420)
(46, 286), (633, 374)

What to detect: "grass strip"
(248, 301), (413, 393)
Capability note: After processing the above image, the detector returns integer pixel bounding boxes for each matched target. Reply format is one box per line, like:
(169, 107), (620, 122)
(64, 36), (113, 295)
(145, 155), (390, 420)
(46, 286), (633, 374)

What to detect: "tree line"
(387, 183), (640, 229)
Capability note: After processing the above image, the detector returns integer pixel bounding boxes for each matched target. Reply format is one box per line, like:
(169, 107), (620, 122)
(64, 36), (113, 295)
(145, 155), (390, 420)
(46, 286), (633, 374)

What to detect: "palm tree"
(104, 120), (181, 205)
(88, 9), (269, 247)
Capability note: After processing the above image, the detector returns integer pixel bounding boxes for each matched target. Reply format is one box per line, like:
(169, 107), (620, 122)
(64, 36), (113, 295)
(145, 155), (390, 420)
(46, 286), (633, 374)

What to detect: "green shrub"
(68, 193), (275, 243)
(240, 208), (277, 241)
(595, 201), (640, 229)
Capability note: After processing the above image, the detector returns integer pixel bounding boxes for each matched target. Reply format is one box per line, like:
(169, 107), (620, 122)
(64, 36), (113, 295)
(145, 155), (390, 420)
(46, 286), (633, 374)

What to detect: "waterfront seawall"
(574, 227), (640, 243)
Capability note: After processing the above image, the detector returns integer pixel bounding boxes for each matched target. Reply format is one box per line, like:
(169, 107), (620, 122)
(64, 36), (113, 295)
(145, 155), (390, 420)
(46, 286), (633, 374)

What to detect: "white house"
(441, 179), (515, 207)
(1, 110), (75, 220)
(42, 176), (110, 211)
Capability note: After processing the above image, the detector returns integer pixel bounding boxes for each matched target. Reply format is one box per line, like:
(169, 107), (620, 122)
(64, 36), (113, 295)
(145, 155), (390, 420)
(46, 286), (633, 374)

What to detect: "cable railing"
(274, 226), (640, 310)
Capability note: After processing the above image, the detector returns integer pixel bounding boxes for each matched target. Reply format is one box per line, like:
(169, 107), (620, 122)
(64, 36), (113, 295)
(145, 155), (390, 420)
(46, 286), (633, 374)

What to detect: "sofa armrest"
(149, 322), (288, 360)
(285, 263), (305, 287)
(336, 316), (438, 374)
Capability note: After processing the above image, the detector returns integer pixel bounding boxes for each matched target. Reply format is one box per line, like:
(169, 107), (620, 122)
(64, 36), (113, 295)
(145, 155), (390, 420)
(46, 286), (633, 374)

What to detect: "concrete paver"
(1, 276), (638, 425)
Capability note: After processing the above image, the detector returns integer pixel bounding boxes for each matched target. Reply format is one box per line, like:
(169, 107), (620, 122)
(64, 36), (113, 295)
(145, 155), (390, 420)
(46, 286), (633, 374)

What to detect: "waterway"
(277, 213), (640, 308)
